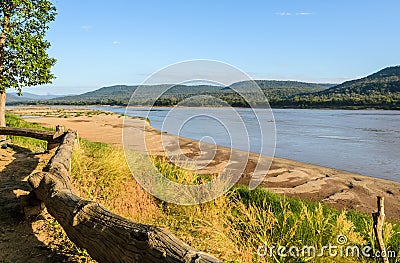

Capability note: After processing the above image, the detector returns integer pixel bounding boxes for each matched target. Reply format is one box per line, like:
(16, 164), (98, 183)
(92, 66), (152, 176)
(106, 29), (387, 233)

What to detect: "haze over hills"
(12, 92), (64, 100)
(7, 93), (28, 103)
(6, 65), (400, 109)
(8, 91), (64, 101)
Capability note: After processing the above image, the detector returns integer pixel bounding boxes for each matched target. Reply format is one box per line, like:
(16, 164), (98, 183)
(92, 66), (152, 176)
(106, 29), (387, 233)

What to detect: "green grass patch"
(5, 112), (54, 151)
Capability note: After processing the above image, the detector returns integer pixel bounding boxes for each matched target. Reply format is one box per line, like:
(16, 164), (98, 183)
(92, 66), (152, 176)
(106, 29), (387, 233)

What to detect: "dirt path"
(0, 145), (67, 262)
(11, 106), (400, 221)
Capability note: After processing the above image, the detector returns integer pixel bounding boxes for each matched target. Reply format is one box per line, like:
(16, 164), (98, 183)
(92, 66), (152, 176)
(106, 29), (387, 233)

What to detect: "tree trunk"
(0, 91), (6, 141)
(0, 4), (10, 142)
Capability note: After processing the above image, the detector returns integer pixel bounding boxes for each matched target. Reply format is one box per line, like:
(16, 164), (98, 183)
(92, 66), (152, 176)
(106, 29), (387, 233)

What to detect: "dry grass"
(70, 139), (400, 262)
(71, 140), (161, 223)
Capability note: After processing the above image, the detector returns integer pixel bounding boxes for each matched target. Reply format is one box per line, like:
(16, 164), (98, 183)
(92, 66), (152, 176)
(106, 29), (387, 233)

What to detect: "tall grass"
(71, 140), (161, 223)
(71, 139), (400, 262)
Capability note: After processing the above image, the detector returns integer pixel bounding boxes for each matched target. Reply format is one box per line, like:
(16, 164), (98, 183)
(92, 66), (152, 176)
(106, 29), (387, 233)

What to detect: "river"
(94, 107), (400, 182)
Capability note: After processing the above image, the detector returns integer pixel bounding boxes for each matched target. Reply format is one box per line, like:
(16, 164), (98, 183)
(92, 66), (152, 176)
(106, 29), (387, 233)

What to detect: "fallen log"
(0, 126), (65, 150)
(28, 131), (221, 263)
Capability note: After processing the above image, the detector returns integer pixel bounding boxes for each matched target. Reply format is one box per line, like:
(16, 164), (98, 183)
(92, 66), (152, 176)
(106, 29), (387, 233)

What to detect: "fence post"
(372, 196), (389, 263)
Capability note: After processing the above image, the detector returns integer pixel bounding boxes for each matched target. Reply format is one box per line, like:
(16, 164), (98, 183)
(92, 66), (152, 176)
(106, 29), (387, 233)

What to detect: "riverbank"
(9, 106), (400, 220)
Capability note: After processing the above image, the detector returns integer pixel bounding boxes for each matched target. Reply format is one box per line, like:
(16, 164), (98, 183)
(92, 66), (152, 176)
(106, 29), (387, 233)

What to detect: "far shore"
(7, 103), (400, 111)
(9, 106), (400, 220)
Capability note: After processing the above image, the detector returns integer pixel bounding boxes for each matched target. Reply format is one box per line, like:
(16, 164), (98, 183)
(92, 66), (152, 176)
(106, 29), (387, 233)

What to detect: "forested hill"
(27, 80), (331, 106)
(320, 66), (400, 95)
(49, 84), (224, 104)
(230, 80), (333, 98)
(56, 85), (137, 102)
(232, 80), (333, 90)
(275, 66), (400, 109)
(6, 66), (400, 109)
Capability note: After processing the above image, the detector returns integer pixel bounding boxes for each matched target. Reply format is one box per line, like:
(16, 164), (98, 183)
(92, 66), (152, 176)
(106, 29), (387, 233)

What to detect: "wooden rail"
(19, 129), (221, 263)
(0, 126), (65, 150)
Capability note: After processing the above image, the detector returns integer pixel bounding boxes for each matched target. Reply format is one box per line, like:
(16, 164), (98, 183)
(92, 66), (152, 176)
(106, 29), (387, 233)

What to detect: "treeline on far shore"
(8, 91), (400, 110)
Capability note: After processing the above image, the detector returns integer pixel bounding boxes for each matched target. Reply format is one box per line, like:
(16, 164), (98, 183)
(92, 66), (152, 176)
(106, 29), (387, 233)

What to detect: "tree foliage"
(0, 0), (56, 94)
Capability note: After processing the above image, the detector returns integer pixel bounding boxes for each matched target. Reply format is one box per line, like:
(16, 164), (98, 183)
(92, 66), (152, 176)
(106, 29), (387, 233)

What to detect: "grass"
(5, 112), (400, 262)
(151, 156), (212, 185)
(71, 137), (400, 262)
(5, 112), (54, 151)
(71, 140), (161, 223)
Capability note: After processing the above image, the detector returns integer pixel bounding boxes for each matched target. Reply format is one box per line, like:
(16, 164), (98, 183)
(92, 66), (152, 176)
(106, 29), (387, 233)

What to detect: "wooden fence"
(2, 127), (221, 263)
(0, 125), (65, 150)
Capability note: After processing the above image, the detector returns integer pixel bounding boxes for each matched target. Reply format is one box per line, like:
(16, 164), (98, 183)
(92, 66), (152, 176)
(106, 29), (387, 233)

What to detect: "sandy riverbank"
(9, 106), (400, 220)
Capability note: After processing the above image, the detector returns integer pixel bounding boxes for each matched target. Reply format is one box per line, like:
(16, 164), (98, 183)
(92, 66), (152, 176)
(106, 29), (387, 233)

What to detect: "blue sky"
(21, 0), (400, 95)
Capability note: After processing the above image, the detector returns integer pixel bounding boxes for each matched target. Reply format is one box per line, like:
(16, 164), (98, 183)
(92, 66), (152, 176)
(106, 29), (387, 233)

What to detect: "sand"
(10, 106), (400, 220)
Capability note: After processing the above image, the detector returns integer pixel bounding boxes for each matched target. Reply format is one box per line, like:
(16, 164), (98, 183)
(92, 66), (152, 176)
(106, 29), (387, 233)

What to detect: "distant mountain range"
(8, 92), (64, 102)
(51, 84), (226, 102)
(35, 81), (334, 106)
(7, 93), (27, 102)
(6, 65), (400, 109)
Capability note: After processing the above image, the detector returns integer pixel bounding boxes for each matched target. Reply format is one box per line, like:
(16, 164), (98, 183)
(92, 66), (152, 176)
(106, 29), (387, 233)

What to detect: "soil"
(0, 145), (81, 262)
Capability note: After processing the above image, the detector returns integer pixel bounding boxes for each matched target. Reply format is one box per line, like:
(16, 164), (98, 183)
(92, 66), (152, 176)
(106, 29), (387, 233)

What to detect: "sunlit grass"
(71, 139), (400, 262)
(71, 140), (161, 223)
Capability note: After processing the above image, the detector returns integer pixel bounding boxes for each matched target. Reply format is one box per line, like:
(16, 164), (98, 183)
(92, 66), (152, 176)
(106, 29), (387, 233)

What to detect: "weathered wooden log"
(372, 196), (389, 263)
(29, 131), (221, 263)
(47, 125), (66, 150)
(0, 126), (65, 150)
(0, 126), (64, 141)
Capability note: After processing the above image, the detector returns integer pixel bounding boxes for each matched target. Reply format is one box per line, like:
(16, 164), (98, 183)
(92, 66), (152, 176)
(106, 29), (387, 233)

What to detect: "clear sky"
(22, 0), (400, 95)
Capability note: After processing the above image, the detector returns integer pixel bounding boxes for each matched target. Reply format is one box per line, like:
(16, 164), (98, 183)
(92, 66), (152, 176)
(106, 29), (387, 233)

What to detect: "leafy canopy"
(0, 0), (56, 94)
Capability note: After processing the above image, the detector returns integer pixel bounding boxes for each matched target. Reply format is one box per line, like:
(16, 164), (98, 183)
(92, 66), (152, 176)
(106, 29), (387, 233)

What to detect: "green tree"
(0, 0), (56, 138)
